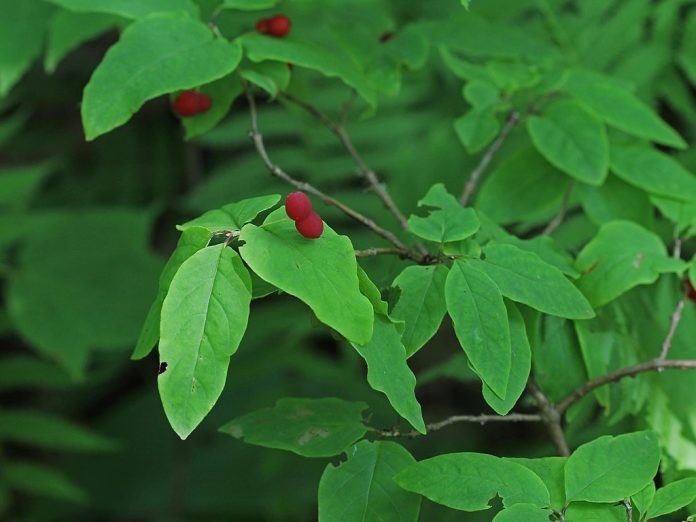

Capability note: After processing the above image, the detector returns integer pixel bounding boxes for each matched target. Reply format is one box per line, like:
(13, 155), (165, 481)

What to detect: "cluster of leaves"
(2, 0), (696, 520)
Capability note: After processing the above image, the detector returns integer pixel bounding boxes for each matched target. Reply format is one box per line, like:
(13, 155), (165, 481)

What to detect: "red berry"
(172, 90), (200, 117)
(687, 279), (696, 302)
(379, 32), (394, 43)
(268, 14), (291, 37)
(295, 211), (323, 239)
(197, 93), (212, 113)
(256, 18), (270, 34)
(285, 192), (312, 221)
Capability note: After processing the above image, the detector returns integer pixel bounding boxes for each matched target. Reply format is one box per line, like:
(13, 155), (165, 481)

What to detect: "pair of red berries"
(172, 90), (212, 118)
(256, 14), (291, 38)
(285, 192), (323, 239)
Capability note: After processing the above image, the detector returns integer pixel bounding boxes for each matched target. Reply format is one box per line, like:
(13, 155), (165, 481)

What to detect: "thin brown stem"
(542, 181), (573, 235)
(355, 247), (412, 258)
(658, 298), (686, 360)
(527, 380), (570, 457)
(244, 84), (427, 262)
(460, 111), (520, 206)
(281, 93), (417, 242)
(379, 412), (542, 438)
(557, 359), (696, 414)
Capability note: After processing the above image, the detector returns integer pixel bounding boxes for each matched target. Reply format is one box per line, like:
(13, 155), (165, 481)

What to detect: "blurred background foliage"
(1, 0), (696, 520)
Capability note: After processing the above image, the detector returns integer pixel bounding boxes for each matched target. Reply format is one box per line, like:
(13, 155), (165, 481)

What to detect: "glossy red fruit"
(687, 279), (696, 302)
(268, 14), (291, 37)
(172, 90), (200, 117)
(295, 211), (323, 239)
(197, 93), (212, 113)
(285, 192), (312, 221)
(256, 18), (270, 34)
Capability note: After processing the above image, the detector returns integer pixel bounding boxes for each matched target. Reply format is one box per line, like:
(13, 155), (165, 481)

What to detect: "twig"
(244, 84), (427, 263)
(355, 247), (413, 258)
(280, 93), (416, 239)
(542, 181), (573, 235)
(658, 298), (686, 361)
(621, 499), (633, 522)
(460, 111), (520, 206)
(527, 380), (570, 457)
(557, 359), (696, 414)
(379, 412), (542, 438)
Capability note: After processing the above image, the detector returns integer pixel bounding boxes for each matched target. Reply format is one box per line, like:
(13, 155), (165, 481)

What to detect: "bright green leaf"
(527, 100), (609, 186)
(575, 220), (685, 307)
(45, 0), (198, 19)
(646, 478), (696, 519)
(318, 440), (421, 522)
(408, 184), (480, 243)
(394, 452), (550, 511)
(220, 398), (368, 458)
(482, 301), (531, 415)
(351, 315), (425, 434)
(221, 0), (278, 10)
(611, 144), (696, 202)
(631, 481), (655, 517)
(391, 264), (448, 357)
(565, 431), (660, 502)
(178, 194), (281, 232)
(82, 14), (242, 140)
(445, 260), (511, 398)
(493, 504), (551, 522)
(158, 244), (252, 439)
(473, 243), (595, 319)
(132, 227), (212, 360)
(509, 457), (567, 510)
(239, 211), (374, 344)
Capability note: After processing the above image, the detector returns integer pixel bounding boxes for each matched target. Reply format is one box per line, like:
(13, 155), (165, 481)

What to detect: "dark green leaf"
(408, 184), (480, 243)
(220, 398), (368, 457)
(318, 440), (421, 522)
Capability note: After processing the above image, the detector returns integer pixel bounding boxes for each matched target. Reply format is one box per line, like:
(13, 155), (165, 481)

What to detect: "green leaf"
(82, 14), (242, 140)
(178, 194), (281, 232)
(611, 144), (696, 202)
(575, 221), (685, 307)
(501, 235), (580, 278)
(394, 452), (550, 511)
(158, 244), (252, 439)
(240, 61), (291, 98)
(0, 409), (114, 452)
(475, 146), (568, 225)
(357, 266), (389, 316)
(473, 243), (595, 319)
(318, 440), (421, 522)
(44, 11), (120, 73)
(408, 184), (480, 243)
(0, 0), (53, 97)
(181, 74), (243, 140)
(445, 260), (511, 398)
(577, 174), (654, 229)
(0, 162), (56, 209)
(220, 398), (368, 458)
(239, 211), (374, 344)
(482, 301), (531, 415)
(4, 461), (86, 503)
(221, 0), (279, 10)
(563, 68), (686, 149)
(7, 210), (162, 378)
(0, 355), (70, 391)
(45, 0), (198, 19)
(565, 431), (660, 502)
(351, 315), (425, 434)
(132, 226), (212, 360)
(564, 502), (626, 521)
(509, 457), (567, 510)
(390, 264), (448, 357)
(493, 504), (551, 522)
(646, 478), (696, 519)
(631, 481), (655, 517)
(454, 107), (500, 154)
(241, 34), (377, 107)
(527, 100), (609, 186)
